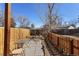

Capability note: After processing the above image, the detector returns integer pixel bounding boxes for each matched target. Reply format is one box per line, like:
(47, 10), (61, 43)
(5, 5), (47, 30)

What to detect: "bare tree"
(0, 10), (4, 27)
(11, 18), (16, 27)
(47, 3), (55, 30)
(18, 16), (30, 28)
(0, 10), (16, 27)
(31, 24), (35, 29)
(35, 3), (62, 32)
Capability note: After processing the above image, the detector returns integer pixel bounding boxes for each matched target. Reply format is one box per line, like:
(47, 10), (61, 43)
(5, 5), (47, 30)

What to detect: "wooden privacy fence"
(0, 27), (30, 55)
(47, 32), (79, 56)
(51, 29), (79, 35)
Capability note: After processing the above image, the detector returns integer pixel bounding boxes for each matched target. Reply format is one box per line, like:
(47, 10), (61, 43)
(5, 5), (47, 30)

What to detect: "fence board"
(47, 32), (79, 56)
(0, 27), (30, 55)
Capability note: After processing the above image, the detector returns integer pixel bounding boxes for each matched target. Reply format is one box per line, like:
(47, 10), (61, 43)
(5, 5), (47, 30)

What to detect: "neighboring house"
(56, 24), (76, 29)
(68, 26), (75, 29)
(67, 24), (76, 29)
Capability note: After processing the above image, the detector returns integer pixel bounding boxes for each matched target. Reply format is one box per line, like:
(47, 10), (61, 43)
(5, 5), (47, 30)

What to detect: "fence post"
(4, 3), (11, 56)
(57, 37), (59, 47)
(70, 40), (73, 55)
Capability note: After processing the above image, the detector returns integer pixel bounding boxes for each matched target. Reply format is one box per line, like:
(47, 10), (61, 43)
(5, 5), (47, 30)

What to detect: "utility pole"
(4, 3), (11, 56)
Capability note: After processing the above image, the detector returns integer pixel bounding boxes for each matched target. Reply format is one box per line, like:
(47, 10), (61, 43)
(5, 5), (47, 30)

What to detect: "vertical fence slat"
(47, 32), (79, 56)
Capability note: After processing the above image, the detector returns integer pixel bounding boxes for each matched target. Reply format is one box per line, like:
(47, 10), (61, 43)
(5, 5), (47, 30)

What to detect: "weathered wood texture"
(4, 3), (11, 56)
(48, 32), (79, 56)
(0, 27), (30, 55)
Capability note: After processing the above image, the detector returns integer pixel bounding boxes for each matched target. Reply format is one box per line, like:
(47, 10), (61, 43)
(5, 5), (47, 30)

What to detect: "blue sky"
(11, 3), (44, 28)
(55, 3), (79, 22)
(1, 3), (79, 28)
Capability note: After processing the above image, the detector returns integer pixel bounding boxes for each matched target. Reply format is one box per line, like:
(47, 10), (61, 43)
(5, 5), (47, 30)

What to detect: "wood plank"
(4, 3), (11, 56)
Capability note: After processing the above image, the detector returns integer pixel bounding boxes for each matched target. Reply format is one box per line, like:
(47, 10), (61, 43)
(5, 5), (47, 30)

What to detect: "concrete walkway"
(23, 38), (44, 56)
(12, 36), (50, 56)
